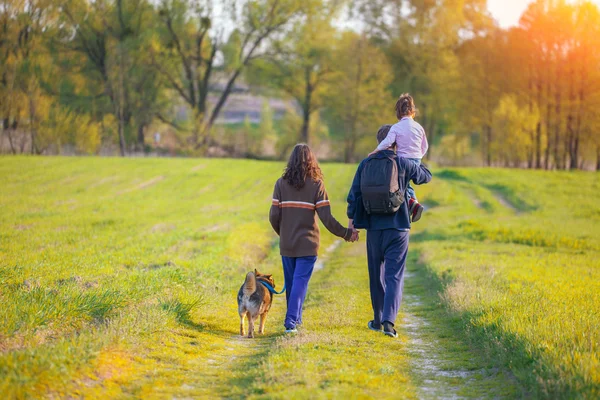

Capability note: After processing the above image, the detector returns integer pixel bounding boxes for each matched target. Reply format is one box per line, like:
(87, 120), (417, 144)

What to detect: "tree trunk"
(527, 61), (535, 169)
(484, 124), (492, 166)
(300, 67), (313, 144)
(117, 44), (127, 157)
(344, 136), (356, 163)
(535, 122), (542, 169)
(300, 107), (310, 144)
(535, 75), (543, 169)
(137, 123), (146, 151)
(5, 129), (16, 154)
(3, 119), (16, 154)
(200, 68), (244, 148)
(553, 61), (562, 169)
(544, 98), (552, 170)
(567, 114), (575, 170)
(29, 95), (37, 155)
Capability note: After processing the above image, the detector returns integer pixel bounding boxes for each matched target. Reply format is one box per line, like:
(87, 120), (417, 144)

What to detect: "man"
(346, 125), (432, 338)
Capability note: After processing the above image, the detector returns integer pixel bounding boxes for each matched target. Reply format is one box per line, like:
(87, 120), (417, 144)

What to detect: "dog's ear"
(254, 268), (258, 275)
(266, 274), (273, 279)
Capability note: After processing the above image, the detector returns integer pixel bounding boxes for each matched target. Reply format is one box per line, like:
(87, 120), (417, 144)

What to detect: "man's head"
(376, 125), (395, 149)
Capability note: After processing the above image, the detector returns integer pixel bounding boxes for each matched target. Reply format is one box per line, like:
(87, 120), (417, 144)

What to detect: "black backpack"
(360, 155), (403, 214)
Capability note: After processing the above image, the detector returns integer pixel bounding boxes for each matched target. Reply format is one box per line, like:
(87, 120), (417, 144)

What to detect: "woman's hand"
(347, 219), (359, 242)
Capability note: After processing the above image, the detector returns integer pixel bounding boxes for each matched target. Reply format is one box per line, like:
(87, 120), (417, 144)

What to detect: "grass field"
(1, 156), (599, 399)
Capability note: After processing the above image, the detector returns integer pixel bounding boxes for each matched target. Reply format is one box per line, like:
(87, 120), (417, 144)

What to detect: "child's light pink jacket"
(376, 116), (428, 159)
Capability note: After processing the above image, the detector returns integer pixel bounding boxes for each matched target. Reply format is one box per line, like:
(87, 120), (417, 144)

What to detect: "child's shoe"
(408, 198), (424, 222)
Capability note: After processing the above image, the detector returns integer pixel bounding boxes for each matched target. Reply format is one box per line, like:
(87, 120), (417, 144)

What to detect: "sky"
(488, 0), (600, 28)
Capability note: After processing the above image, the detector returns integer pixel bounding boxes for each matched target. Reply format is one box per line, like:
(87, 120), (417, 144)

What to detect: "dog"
(237, 269), (275, 338)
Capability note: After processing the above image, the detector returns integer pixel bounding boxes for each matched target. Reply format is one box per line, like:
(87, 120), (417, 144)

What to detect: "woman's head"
(283, 144), (323, 189)
(395, 93), (417, 119)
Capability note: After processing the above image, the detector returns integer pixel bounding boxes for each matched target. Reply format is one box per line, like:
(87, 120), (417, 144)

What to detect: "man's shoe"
(383, 321), (398, 338)
(368, 320), (382, 332)
(284, 328), (298, 334)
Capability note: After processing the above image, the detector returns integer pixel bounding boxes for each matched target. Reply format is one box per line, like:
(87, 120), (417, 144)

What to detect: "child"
(269, 144), (357, 333)
(368, 93), (428, 222)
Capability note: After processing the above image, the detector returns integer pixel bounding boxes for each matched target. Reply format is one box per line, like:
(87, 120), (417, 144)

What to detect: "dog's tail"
(242, 271), (256, 297)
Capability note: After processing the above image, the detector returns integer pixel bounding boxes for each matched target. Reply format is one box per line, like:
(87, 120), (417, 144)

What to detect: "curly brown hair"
(395, 93), (417, 120)
(282, 144), (324, 190)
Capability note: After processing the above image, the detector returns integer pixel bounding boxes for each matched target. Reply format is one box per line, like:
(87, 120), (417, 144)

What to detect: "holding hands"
(346, 219), (360, 243)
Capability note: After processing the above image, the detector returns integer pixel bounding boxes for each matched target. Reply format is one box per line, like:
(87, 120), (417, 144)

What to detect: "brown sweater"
(269, 177), (351, 257)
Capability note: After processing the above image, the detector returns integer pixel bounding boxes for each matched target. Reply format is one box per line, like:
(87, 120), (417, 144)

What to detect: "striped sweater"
(269, 177), (351, 257)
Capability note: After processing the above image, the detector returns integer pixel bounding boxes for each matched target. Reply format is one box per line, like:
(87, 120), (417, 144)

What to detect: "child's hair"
(283, 143), (324, 189)
(395, 93), (417, 119)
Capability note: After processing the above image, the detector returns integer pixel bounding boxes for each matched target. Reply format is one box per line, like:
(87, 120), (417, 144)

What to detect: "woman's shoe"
(284, 327), (298, 334)
(368, 320), (382, 331)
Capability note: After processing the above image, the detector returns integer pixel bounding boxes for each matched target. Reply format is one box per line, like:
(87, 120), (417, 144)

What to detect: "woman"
(269, 144), (357, 333)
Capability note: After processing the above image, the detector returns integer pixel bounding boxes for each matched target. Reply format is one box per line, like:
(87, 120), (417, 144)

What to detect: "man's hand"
(346, 219), (359, 242)
(367, 149), (379, 157)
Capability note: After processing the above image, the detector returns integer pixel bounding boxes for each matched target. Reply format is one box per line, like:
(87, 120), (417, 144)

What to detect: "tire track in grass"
(492, 191), (519, 213)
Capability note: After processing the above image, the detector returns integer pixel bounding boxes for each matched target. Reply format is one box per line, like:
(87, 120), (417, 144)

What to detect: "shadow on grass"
(437, 169), (469, 182)
(410, 242), (588, 398)
(483, 183), (537, 212)
(410, 230), (455, 243)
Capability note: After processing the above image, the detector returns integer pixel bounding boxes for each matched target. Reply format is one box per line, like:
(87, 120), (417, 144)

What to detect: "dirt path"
(400, 264), (521, 399)
(132, 239), (519, 399)
(183, 239), (345, 397)
(402, 272), (478, 399)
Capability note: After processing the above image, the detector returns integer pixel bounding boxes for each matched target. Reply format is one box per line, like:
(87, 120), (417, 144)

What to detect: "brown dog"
(237, 269), (275, 338)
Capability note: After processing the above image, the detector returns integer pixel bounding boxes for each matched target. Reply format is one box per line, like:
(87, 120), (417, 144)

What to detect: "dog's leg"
(247, 314), (255, 338)
(258, 312), (267, 334)
(239, 312), (246, 337)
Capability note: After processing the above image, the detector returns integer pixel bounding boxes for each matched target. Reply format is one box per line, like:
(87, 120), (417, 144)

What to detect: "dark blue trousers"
(366, 229), (409, 325)
(281, 255), (317, 329)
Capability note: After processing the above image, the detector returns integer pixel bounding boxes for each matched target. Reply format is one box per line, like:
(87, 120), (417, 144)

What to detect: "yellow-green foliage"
(0, 157), (599, 398)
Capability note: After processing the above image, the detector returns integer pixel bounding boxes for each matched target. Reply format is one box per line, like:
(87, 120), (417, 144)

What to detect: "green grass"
(0, 156), (599, 399)
(413, 168), (600, 398)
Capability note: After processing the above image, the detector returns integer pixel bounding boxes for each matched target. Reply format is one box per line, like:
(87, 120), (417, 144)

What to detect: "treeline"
(1, 0), (599, 168)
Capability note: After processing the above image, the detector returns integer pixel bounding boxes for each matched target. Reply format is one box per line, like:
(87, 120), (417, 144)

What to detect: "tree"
(324, 32), (393, 162)
(58, 0), (165, 155)
(456, 30), (505, 166)
(152, 0), (302, 150)
(492, 95), (539, 167)
(245, 0), (339, 145)
(374, 0), (492, 160)
(0, 0), (59, 154)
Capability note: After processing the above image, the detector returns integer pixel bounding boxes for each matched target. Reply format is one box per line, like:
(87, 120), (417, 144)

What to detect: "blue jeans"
(403, 157), (421, 202)
(366, 229), (409, 325)
(281, 256), (317, 329)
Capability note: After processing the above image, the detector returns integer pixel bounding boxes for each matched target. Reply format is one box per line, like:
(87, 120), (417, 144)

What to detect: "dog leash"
(259, 281), (286, 295)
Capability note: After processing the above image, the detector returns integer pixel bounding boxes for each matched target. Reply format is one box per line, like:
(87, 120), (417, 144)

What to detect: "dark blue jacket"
(346, 150), (432, 231)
